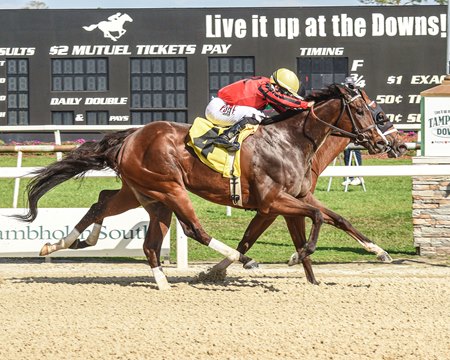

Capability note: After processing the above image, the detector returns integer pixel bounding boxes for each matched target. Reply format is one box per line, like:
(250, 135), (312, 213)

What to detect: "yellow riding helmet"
(270, 68), (300, 97)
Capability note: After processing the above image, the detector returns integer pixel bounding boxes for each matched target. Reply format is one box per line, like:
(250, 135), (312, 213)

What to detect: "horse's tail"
(15, 128), (137, 223)
(83, 24), (98, 32)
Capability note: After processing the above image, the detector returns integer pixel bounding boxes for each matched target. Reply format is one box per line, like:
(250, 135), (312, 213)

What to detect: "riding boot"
(213, 116), (259, 151)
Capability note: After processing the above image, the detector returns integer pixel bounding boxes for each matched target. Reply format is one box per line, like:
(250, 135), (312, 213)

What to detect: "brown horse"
(18, 84), (389, 290)
(205, 89), (407, 284)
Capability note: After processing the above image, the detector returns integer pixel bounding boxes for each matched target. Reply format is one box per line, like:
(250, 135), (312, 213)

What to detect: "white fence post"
(54, 129), (62, 161)
(176, 219), (188, 269)
(226, 206), (232, 216)
(12, 150), (23, 208)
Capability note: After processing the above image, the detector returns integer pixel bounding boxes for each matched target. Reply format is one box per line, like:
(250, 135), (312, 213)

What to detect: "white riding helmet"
(270, 68), (301, 97)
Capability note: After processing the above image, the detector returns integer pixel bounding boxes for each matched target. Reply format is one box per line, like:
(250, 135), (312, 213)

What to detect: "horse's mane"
(305, 83), (342, 103)
(261, 83), (343, 125)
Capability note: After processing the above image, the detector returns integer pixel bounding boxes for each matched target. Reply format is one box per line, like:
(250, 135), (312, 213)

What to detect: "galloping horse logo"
(83, 13), (133, 41)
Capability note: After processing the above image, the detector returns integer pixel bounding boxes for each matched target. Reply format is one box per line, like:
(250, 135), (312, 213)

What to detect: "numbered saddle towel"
(187, 117), (259, 178)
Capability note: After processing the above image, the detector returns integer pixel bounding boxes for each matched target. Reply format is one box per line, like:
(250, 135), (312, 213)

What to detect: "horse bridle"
(309, 89), (382, 146)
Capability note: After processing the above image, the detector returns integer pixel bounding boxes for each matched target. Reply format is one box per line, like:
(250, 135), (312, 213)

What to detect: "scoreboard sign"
(0, 6), (447, 132)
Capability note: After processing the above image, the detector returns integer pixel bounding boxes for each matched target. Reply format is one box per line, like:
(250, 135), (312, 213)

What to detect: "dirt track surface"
(0, 259), (449, 360)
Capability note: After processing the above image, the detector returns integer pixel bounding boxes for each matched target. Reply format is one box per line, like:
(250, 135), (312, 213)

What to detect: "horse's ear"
(359, 88), (370, 103)
(338, 83), (359, 98)
(334, 83), (348, 96)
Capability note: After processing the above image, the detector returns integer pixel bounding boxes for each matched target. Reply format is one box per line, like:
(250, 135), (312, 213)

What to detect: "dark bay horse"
(205, 89), (407, 284)
(18, 84), (388, 290)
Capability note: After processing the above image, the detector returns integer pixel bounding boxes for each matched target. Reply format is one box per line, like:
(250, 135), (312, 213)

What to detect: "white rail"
(0, 125), (143, 131)
(0, 125), (143, 148)
(0, 125), (143, 160)
(321, 164), (450, 177)
(1, 124), (418, 131)
(3, 163), (450, 180)
(1, 167), (116, 179)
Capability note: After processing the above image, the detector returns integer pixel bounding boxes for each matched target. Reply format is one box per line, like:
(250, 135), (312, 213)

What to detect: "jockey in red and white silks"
(206, 70), (312, 125)
(205, 69), (314, 150)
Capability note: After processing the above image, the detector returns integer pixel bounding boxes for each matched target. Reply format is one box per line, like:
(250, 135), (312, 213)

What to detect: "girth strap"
(228, 152), (243, 206)
(230, 176), (242, 206)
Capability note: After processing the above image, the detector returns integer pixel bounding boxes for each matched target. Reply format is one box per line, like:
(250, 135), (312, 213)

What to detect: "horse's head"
(333, 84), (389, 154)
(359, 89), (408, 158)
(122, 14), (133, 23)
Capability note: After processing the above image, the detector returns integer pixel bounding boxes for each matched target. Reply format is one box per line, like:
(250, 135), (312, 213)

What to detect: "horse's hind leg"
(267, 192), (324, 262)
(206, 214), (277, 278)
(138, 185), (254, 267)
(71, 186), (140, 249)
(40, 185), (139, 256)
(285, 217), (319, 285)
(175, 214), (254, 267)
(40, 189), (117, 255)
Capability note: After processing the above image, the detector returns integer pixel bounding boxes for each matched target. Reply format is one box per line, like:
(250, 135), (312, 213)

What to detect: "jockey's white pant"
(205, 97), (265, 127)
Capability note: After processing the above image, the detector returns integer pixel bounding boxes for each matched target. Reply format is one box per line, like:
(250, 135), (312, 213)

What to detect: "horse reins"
(308, 92), (377, 145)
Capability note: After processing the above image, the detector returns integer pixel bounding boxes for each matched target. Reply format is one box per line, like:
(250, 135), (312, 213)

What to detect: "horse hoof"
(196, 267), (227, 282)
(243, 260), (259, 270)
(288, 252), (300, 266)
(294, 249), (309, 263)
(377, 251), (393, 263)
(157, 282), (171, 291)
(39, 243), (51, 256)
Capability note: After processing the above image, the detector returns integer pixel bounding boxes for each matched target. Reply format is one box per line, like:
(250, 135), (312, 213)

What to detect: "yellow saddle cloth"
(187, 117), (259, 178)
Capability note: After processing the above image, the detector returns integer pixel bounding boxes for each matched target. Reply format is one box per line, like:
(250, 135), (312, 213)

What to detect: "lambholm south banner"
(0, 208), (170, 257)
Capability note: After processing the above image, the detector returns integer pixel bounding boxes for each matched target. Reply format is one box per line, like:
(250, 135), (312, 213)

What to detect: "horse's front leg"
(268, 192), (324, 262)
(284, 216), (319, 285)
(303, 193), (392, 262)
(234, 213), (318, 285)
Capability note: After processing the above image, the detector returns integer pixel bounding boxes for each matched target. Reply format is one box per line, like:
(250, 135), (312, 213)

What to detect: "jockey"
(205, 68), (314, 150)
(108, 12), (122, 21)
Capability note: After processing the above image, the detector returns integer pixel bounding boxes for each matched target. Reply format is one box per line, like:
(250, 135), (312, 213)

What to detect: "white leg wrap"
(43, 228), (80, 255)
(364, 242), (385, 255)
(152, 267), (171, 291)
(209, 238), (240, 262)
(57, 229), (81, 249)
(288, 252), (300, 266)
(85, 223), (102, 246)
